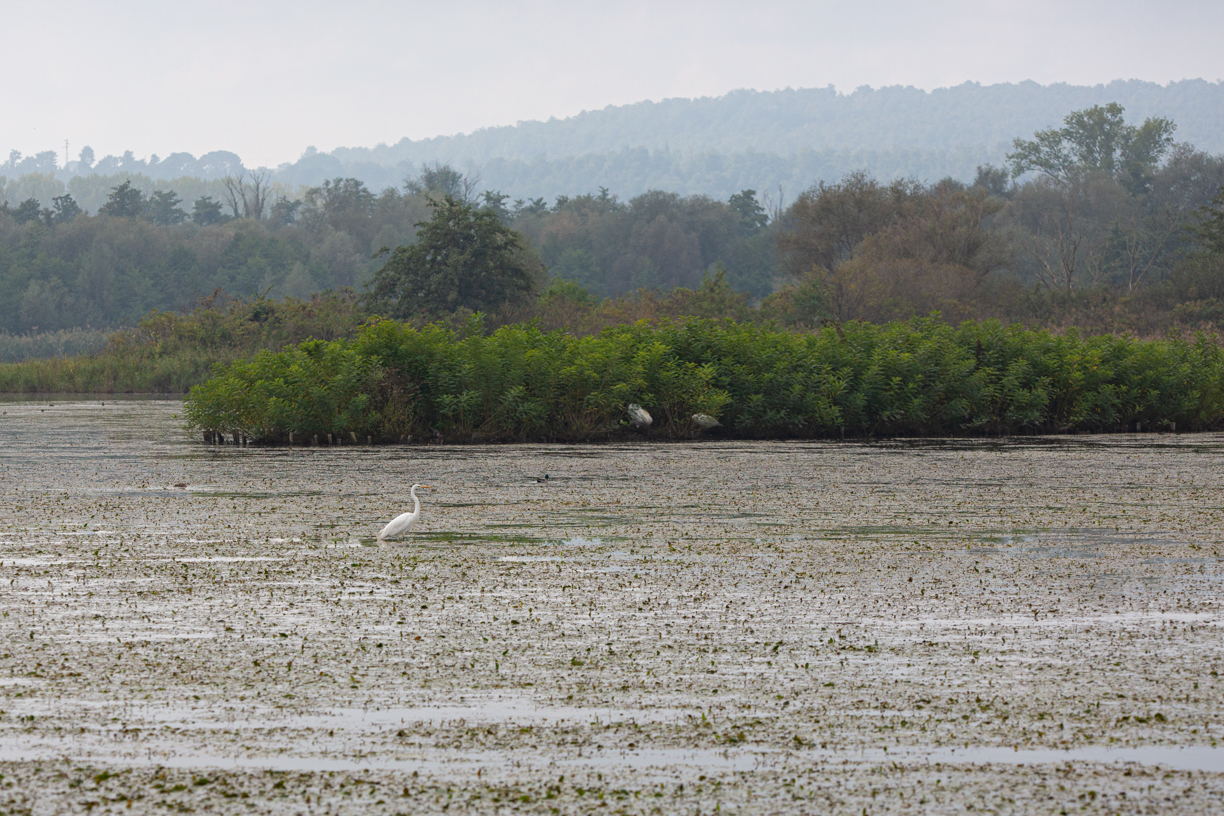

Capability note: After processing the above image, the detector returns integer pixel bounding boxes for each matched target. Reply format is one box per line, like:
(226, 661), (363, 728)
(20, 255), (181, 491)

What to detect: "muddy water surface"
(1, 397), (1222, 813)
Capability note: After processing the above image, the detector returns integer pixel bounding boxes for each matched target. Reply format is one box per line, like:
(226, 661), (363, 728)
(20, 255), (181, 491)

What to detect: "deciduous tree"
(1007, 103), (1176, 194)
(51, 194), (82, 224)
(99, 181), (145, 218)
(146, 190), (187, 225)
(365, 195), (537, 318)
(192, 196), (226, 226)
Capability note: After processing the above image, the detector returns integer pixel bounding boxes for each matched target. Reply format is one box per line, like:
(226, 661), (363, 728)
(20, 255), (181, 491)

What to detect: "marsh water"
(1, 397), (1222, 813)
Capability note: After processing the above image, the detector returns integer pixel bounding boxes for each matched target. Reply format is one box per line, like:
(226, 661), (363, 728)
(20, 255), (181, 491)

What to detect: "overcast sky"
(5, 0), (1223, 168)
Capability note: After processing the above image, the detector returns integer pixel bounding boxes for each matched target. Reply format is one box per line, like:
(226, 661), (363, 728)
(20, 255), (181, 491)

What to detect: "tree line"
(1, 104), (1223, 343)
(0, 162), (776, 334)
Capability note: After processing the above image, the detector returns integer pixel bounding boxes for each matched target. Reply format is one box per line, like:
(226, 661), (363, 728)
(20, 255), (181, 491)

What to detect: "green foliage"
(520, 188), (778, 299)
(364, 195), (537, 318)
(662, 266), (753, 321)
(192, 196), (226, 226)
(778, 172), (922, 277)
(1192, 187), (1224, 255)
(186, 340), (381, 440)
(186, 317), (732, 442)
(300, 178), (375, 239)
(99, 181), (145, 218)
(728, 189), (769, 232)
(0, 327), (109, 364)
(184, 316), (1224, 443)
(146, 190), (187, 225)
(1007, 103), (1176, 193)
(51, 194), (82, 224)
(0, 292), (364, 393)
(539, 278), (600, 307)
(11, 198), (41, 224)
(404, 163), (475, 200)
(0, 129), (1218, 341)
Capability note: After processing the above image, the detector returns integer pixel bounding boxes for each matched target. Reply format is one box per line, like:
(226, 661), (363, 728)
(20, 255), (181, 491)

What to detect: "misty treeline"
(1, 103), (1223, 344)
(0, 161), (776, 335)
(767, 104), (1224, 335)
(5, 80), (1223, 202)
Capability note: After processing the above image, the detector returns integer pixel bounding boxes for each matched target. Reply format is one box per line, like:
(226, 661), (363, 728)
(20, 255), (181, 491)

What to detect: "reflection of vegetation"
(184, 314), (1224, 444)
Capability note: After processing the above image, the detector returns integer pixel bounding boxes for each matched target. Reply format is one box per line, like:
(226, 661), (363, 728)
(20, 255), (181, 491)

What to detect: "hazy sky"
(5, 0), (1223, 168)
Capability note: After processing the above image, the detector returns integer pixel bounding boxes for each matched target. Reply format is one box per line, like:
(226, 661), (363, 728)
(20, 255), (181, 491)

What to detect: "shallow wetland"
(1, 397), (1222, 813)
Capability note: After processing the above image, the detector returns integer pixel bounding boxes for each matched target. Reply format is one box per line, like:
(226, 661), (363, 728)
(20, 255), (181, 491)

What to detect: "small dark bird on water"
(536, 474), (550, 483)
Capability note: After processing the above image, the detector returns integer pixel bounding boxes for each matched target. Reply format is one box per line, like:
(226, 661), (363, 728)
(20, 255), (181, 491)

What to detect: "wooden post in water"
(312, 434), (319, 447)
(328, 433), (333, 446)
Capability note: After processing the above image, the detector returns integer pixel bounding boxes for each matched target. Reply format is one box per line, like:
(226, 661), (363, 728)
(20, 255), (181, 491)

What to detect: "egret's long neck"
(410, 486), (421, 515)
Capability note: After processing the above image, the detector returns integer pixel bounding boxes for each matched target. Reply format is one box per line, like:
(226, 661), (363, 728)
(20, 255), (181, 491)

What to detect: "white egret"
(378, 484), (433, 541)
(627, 404), (652, 429)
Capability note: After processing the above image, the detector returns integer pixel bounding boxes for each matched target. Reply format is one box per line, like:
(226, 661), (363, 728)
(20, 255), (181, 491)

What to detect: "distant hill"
(5, 79), (1223, 207)
(335, 80), (1224, 165)
(303, 79), (1224, 199)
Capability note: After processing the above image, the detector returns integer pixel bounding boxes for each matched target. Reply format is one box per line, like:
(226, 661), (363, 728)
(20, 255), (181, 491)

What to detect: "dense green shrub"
(184, 316), (1224, 443)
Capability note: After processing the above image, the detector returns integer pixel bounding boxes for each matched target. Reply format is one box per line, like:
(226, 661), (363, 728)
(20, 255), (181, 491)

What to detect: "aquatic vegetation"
(3, 400), (1224, 812)
(183, 314), (1224, 443)
(2, 401), (1224, 812)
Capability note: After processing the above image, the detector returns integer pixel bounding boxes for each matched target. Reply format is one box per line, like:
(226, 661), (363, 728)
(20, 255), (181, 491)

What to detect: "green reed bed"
(183, 315), (1224, 443)
(0, 293), (363, 394)
(0, 328), (111, 365)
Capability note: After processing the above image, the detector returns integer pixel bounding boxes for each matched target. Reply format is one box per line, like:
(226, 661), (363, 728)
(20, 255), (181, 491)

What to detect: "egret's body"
(627, 403), (652, 429)
(378, 484), (431, 541)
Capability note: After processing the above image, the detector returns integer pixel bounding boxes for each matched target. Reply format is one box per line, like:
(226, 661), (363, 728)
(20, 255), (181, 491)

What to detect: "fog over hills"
(338, 79), (1224, 165)
(5, 79), (1223, 206)
(296, 79), (1224, 199)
